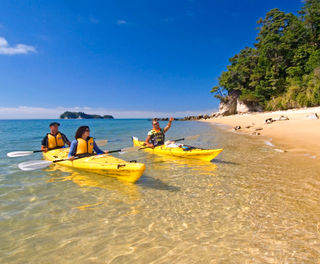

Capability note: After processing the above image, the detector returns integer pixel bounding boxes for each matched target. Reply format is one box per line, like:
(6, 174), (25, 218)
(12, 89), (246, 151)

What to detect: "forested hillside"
(211, 0), (320, 111)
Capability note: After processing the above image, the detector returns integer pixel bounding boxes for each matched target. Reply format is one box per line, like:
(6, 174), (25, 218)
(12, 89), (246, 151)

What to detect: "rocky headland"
(60, 111), (114, 119)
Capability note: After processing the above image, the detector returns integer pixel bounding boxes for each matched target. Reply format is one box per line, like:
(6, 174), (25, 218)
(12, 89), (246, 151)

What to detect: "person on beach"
(41, 122), (71, 152)
(145, 117), (174, 148)
(68, 126), (108, 160)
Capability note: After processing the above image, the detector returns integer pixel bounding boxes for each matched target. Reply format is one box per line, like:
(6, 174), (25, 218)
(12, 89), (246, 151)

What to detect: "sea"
(1, 119), (320, 263)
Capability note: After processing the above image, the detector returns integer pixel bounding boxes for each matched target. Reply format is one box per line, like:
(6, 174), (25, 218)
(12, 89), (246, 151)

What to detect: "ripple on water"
(1, 120), (320, 263)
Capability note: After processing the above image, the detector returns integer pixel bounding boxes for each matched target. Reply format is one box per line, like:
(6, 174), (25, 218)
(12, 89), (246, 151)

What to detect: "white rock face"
(218, 97), (263, 116)
(236, 99), (263, 113)
(236, 99), (250, 113)
(218, 98), (237, 116)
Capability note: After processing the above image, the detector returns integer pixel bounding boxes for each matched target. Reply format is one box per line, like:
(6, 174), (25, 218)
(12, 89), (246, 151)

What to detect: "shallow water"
(0, 119), (320, 263)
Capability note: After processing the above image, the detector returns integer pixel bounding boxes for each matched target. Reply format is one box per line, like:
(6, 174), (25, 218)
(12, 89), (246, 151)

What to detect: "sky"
(0, 0), (304, 118)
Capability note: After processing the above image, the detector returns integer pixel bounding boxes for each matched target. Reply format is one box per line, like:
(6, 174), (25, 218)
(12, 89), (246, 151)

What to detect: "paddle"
(17, 146), (140, 171)
(138, 134), (200, 150)
(172, 134), (200, 142)
(7, 150), (43, 158)
(173, 135), (207, 149)
(95, 139), (108, 147)
(7, 140), (108, 158)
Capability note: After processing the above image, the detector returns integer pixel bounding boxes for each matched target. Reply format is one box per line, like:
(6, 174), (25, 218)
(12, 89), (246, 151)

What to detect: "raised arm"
(164, 117), (174, 133)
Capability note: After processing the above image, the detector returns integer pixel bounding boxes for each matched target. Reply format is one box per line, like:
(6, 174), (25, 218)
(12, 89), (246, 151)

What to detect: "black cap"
(49, 122), (60, 127)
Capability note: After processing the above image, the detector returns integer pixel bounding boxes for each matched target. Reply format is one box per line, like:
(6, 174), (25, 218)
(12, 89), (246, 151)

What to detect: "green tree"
(300, 0), (320, 47)
(211, 2), (320, 111)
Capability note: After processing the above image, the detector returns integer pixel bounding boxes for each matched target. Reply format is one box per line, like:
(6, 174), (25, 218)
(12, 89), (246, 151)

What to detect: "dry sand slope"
(203, 106), (320, 158)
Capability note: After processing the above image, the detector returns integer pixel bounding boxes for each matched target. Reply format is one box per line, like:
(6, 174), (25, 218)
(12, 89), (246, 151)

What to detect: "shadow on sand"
(211, 159), (238, 165)
(138, 175), (180, 192)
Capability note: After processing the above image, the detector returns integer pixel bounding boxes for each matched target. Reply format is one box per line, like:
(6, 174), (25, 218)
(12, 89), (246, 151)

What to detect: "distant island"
(60, 111), (114, 119)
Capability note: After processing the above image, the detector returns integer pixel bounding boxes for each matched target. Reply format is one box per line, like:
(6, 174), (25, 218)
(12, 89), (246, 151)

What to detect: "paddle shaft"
(173, 135), (205, 149)
(182, 144), (205, 150)
(139, 141), (206, 150)
(52, 148), (129, 163)
(138, 138), (185, 150)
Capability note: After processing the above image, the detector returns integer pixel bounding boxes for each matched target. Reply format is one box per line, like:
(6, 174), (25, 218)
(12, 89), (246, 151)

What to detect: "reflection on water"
(47, 166), (141, 205)
(1, 120), (320, 263)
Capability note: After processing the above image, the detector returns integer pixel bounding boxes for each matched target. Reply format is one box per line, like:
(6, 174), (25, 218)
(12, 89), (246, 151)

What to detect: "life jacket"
(149, 129), (165, 146)
(75, 137), (94, 155)
(47, 132), (65, 149)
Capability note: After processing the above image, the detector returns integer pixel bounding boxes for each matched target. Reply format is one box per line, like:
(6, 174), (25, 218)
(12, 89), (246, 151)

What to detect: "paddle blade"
(7, 151), (34, 158)
(18, 160), (53, 171)
(96, 139), (108, 147)
(185, 134), (200, 141)
(121, 146), (140, 153)
(112, 146), (140, 155)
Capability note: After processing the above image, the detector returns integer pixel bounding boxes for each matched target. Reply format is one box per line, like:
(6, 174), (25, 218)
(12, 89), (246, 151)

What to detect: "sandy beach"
(203, 106), (320, 158)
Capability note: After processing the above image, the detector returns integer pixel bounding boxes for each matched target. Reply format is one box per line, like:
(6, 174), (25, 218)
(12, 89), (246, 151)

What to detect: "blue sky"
(0, 0), (303, 118)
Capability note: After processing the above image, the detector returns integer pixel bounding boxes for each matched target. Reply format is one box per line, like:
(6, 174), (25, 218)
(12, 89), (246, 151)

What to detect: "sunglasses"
(153, 122), (159, 126)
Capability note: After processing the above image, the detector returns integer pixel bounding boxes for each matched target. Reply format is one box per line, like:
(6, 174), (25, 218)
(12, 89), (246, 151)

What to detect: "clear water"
(1, 119), (320, 263)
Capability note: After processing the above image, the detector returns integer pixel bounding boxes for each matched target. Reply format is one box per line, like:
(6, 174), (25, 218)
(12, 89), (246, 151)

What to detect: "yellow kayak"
(132, 137), (223, 161)
(43, 148), (145, 183)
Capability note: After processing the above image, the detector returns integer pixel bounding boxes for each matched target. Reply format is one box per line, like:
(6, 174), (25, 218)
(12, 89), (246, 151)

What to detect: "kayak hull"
(43, 148), (145, 183)
(132, 137), (222, 161)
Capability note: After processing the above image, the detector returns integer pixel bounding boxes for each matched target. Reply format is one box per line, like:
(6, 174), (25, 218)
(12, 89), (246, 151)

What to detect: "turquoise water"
(1, 119), (320, 263)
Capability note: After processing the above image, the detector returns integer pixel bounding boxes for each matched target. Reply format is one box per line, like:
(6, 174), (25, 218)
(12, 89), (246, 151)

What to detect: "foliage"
(211, 0), (320, 110)
(60, 111), (114, 119)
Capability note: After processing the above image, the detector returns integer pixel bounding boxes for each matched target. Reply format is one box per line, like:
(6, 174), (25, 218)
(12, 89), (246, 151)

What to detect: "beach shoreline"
(202, 106), (320, 159)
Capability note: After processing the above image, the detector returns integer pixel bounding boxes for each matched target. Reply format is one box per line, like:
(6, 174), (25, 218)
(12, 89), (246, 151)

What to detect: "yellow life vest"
(47, 132), (65, 149)
(148, 129), (165, 146)
(75, 137), (94, 155)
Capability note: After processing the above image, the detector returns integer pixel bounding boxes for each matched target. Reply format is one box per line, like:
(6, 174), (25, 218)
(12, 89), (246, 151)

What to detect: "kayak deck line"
(43, 148), (145, 183)
(132, 137), (222, 161)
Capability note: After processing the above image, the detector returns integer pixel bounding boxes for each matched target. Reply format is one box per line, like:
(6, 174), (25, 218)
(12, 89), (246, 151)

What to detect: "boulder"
(277, 115), (289, 121)
(265, 118), (275, 124)
(251, 132), (260, 136)
(306, 113), (319, 120)
(211, 112), (221, 118)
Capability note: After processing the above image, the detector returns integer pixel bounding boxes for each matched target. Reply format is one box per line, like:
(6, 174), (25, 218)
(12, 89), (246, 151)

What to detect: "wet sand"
(202, 106), (320, 158)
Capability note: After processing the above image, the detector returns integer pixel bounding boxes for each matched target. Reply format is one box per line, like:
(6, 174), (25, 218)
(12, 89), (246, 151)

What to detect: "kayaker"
(41, 122), (71, 152)
(68, 126), (108, 160)
(145, 117), (174, 148)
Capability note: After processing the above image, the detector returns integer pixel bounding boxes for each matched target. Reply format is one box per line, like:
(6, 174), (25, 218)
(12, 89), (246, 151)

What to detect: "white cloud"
(0, 106), (217, 119)
(0, 37), (36, 55)
(117, 20), (127, 25)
